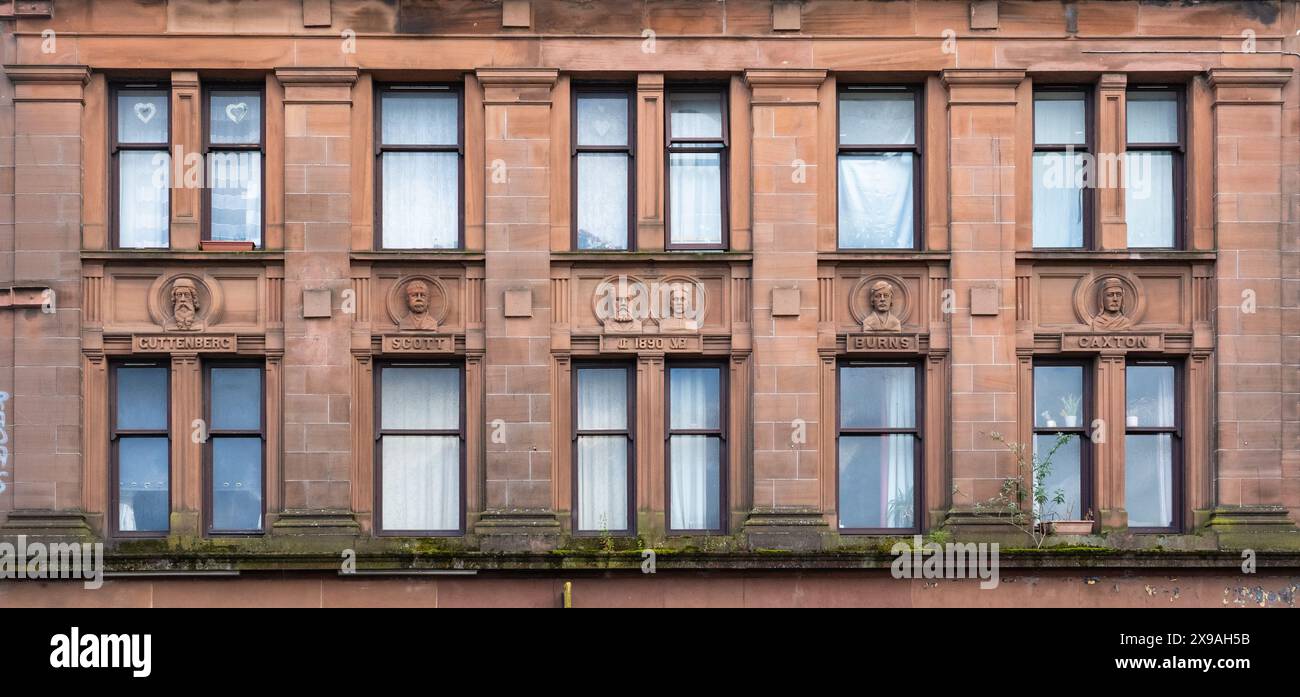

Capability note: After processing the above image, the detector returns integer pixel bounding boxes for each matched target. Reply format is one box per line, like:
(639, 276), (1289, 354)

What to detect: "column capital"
(941, 68), (1026, 88)
(273, 67), (359, 86)
(1208, 67), (1291, 106)
(2, 64), (90, 85)
(744, 68), (826, 106)
(475, 68), (558, 104)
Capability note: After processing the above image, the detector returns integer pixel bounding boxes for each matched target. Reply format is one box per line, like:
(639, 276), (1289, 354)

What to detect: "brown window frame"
(1032, 86), (1095, 249)
(664, 361), (728, 535)
(1125, 85), (1185, 250)
(109, 360), (171, 538)
(664, 83), (730, 251)
(835, 360), (924, 534)
(571, 362), (637, 536)
(1031, 359), (1094, 523)
(372, 361), (468, 536)
(202, 361), (267, 536)
(571, 83), (636, 251)
(109, 82), (172, 250)
(835, 84), (924, 252)
(202, 83), (267, 248)
(1124, 359), (1183, 534)
(373, 84), (466, 251)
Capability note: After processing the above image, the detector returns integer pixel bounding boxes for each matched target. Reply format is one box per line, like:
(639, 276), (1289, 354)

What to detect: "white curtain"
(119, 151), (170, 248)
(668, 368), (722, 530)
(576, 153), (629, 249)
(1034, 93), (1086, 145)
(669, 152), (723, 244)
(839, 92), (915, 145)
(1124, 151), (1174, 247)
(838, 153), (914, 248)
(1126, 366), (1175, 527)
(577, 369), (629, 531)
(382, 152), (458, 248)
(380, 367), (460, 531)
(1032, 152), (1084, 247)
(208, 152), (262, 244)
(382, 436), (459, 531)
(882, 369), (914, 528)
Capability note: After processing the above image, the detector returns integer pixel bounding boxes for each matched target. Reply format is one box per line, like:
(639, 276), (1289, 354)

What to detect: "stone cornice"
(743, 68), (827, 88)
(2, 64), (90, 84)
(941, 68), (1026, 87)
(474, 67), (558, 88)
(1207, 67), (1292, 88)
(273, 67), (359, 86)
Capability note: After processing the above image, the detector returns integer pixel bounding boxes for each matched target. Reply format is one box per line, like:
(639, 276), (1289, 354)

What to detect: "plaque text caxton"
(1062, 334), (1163, 351)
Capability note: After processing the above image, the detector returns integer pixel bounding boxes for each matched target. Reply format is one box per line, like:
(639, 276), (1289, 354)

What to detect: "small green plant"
(597, 515), (615, 553)
(971, 431), (1071, 548)
(1058, 393), (1081, 424)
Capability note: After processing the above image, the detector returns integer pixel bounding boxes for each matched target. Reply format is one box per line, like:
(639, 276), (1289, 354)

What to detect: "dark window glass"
(207, 366), (264, 533)
(838, 364), (919, 531)
(1032, 364), (1090, 522)
(113, 364), (169, 534)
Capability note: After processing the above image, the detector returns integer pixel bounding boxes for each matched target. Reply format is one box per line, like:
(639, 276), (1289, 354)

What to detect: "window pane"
(669, 151), (723, 244)
(1034, 434), (1082, 521)
(381, 435), (460, 531)
(118, 437), (169, 533)
(837, 153), (914, 248)
(576, 93), (628, 147)
(576, 153), (629, 249)
(381, 91), (458, 145)
(1033, 152), (1084, 247)
(1127, 365), (1175, 428)
(839, 91), (915, 146)
(208, 152), (262, 244)
(840, 366), (915, 429)
(381, 367), (460, 430)
(382, 152), (459, 248)
(1034, 92), (1086, 145)
(839, 434), (914, 529)
(210, 367), (262, 431)
(1127, 91), (1178, 143)
(577, 435), (628, 531)
(211, 437), (263, 531)
(669, 435), (721, 530)
(117, 91), (168, 144)
(209, 91), (261, 145)
(1125, 151), (1174, 247)
(116, 366), (168, 430)
(1126, 434), (1174, 528)
(1034, 365), (1084, 429)
(119, 150), (170, 248)
(576, 368), (627, 431)
(669, 92), (723, 139)
(669, 367), (721, 430)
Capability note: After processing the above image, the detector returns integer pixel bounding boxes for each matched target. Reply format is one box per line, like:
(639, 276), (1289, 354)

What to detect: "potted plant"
(969, 432), (1072, 548)
(1059, 393), (1080, 428)
(1049, 515), (1094, 536)
(1040, 410), (1057, 428)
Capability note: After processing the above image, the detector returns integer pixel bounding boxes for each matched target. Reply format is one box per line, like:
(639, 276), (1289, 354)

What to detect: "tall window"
(1033, 89), (1090, 248)
(1125, 362), (1181, 531)
(666, 87), (727, 249)
(113, 86), (170, 248)
(112, 362), (170, 535)
(838, 364), (919, 531)
(573, 86), (634, 250)
(1032, 363), (1091, 522)
(205, 86), (264, 246)
(1125, 87), (1182, 248)
(574, 365), (634, 533)
(376, 364), (464, 534)
(205, 365), (264, 534)
(376, 86), (463, 249)
(837, 86), (919, 249)
(666, 364), (725, 532)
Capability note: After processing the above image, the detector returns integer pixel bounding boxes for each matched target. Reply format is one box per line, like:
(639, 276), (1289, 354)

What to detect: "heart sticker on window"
(225, 102), (249, 124)
(134, 102), (157, 124)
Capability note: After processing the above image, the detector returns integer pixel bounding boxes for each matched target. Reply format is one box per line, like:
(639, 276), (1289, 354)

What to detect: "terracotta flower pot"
(1049, 520), (1093, 535)
(201, 240), (256, 252)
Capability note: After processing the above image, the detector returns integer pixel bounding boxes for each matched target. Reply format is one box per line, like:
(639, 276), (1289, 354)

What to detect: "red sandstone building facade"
(0, 0), (1298, 607)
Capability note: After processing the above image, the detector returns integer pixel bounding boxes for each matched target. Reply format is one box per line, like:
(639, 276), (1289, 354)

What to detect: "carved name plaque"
(133, 334), (237, 353)
(599, 335), (702, 354)
(846, 333), (920, 353)
(1062, 334), (1163, 351)
(382, 334), (454, 354)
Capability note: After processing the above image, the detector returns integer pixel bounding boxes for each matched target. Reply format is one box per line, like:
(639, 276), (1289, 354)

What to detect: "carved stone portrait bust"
(658, 282), (701, 333)
(398, 279), (440, 332)
(169, 277), (202, 332)
(862, 280), (903, 332)
(1089, 278), (1133, 331)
